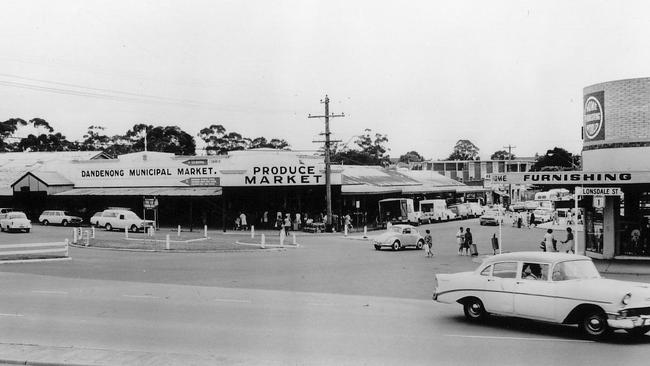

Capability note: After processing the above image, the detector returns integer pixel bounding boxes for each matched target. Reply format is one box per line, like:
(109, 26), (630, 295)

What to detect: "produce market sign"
(584, 91), (605, 141)
(500, 171), (650, 185)
(243, 165), (324, 185)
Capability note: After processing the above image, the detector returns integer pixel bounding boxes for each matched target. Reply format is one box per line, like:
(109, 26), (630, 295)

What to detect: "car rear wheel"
(130, 225), (139, 233)
(42, 220), (49, 226)
(463, 298), (487, 322)
(62, 220), (68, 227)
(626, 326), (650, 338)
(105, 223), (113, 231)
(416, 239), (423, 249)
(392, 240), (401, 251)
(579, 311), (611, 340)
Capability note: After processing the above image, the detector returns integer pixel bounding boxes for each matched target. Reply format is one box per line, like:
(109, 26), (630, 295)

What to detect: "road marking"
(214, 298), (252, 304)
(445, 334), (593, 343)
(32, 290), (68, 295)
(0, 313), (24, 317)
(307, 302), (335, 306)
(122, 294), (160, 299)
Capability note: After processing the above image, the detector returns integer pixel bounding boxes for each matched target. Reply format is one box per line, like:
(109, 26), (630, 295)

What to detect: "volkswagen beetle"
(433, 252), (650, 339)
(372, 224), (424, 251)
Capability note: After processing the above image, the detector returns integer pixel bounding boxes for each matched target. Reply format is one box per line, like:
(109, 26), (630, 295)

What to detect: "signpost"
(574, 187), (622, 254)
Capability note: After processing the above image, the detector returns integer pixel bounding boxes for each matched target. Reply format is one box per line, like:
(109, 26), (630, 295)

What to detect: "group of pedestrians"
(455, 226), (474, 256)
(540, 227), (575, 253)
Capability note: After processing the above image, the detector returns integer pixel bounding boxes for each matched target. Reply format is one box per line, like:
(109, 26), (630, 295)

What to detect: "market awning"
(54, 187), (222, 196)
(400, 185), (458, 194)
(454, 186), (492, 193)
(341, 184), (403, 195)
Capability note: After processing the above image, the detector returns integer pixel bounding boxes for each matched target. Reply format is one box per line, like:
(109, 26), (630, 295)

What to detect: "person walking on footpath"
(239, 211), (248, 231)
(529, 212), (536, 228)
(456, 227), (465, 255)
(542, 228), (555, 252)
(464, 228), (473, 256)
(561, 227), (575, 253)
(424, 229), (433, 257)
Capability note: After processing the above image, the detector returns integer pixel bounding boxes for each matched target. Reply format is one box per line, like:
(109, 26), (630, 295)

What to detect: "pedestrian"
(464, 228), (473, 256)
(517, 214), (522, 228)
(263, 211), (269, 229)
(456, 227), (465, 255)
(234, 216), (241, 231)
(276, 216), (284, 236)
(424, 229), (433, 257)
(284, 214), (292, 233)
(561, 227), (575, 253)
(239, 211), (247, 231)
(529, 212), (536, 228)
(542, 228), (555, 252)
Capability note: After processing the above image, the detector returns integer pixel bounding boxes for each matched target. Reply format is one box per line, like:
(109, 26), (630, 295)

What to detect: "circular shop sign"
(584, 96), (603, 139)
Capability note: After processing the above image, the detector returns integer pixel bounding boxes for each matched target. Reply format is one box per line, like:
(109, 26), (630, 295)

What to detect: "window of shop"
(613, 192), (650, 257)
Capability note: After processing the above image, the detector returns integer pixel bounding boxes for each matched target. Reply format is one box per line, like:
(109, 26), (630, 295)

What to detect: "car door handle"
(516, 281), (525, 284)
(487, 278), (495, 282)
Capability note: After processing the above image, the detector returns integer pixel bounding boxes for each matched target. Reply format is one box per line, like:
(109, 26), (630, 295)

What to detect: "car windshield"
(389, 227), (403, 233)
(8, 213), (26, 219)
(553, 260), (601, 281)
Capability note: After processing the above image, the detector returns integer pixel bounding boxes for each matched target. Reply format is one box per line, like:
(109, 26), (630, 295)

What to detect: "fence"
(0, 240), (69, 261)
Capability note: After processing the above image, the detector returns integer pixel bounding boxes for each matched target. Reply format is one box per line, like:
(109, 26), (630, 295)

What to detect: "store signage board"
(180, 177), (220, 187)
(575, 187), (622, 196)
(501, 171), (650, 185)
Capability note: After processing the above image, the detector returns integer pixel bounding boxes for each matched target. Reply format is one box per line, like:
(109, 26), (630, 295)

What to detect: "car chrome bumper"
(607, 314), (650, 329)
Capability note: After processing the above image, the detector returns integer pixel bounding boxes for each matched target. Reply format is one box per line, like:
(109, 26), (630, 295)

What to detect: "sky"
(0, 0), (649, 160)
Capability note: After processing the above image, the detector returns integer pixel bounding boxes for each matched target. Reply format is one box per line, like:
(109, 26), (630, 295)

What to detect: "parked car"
(91, 208), (155, 232)
(372, 224), (424, 251)
(449, 204), (471, 220)
(0, 211), (32, 233)
(433, 252), (650, 340)
(479, 210), (501, 226)
(466, 202), (485, 217)
(39, 210), (83, 226)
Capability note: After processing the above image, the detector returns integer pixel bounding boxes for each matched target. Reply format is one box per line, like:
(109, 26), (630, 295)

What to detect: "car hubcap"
(470, 303), (481, 316)
(587, 317), (604, 333)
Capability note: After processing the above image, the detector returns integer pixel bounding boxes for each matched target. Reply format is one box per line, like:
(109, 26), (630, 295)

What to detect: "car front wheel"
(130, 225), (139, 233)
(416, 240), (423, 249)
(579, 311), (611, 340)
(62, 220), (68, 227)
(392, 240), (401, 251)
(42, 220), (49, 226)
(463, 298), (487, 322)
(374, 245), (381, 251)
(105, 223), (113, 231)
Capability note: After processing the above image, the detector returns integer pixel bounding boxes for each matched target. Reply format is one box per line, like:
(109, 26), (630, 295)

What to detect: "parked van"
(449, 203), (471, 220)
(418, 199), (455, 223)
(90, 208), (155, 232)
(378, 198), (418, 226)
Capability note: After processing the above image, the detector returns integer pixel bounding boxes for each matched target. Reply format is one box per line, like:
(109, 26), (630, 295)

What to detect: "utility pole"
(503, 144), (516, 204)
(309, 95), (344, 231)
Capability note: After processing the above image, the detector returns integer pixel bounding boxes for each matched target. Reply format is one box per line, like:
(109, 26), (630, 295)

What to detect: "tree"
(331, 129), (391, 166)
(399, 151), (425, 163)
(146, 126), (196, 155)
(490, 150), (516, 160)
(531, 147), (579, 171)
(0, 118), (28, 151)
(447, 139), (479, 160)
(198, 124), (290, 155)
(79, 125), (111, 151)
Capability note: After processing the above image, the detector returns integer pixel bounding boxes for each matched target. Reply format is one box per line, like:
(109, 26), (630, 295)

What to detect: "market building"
(4, 149), (488, 231)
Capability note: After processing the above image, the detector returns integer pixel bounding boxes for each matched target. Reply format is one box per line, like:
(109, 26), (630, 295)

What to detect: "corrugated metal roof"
(54, 187), (222, 196)
(341, 184), (403, 195)
(21, 171), (74, 186)
(340, 165), (421, 186)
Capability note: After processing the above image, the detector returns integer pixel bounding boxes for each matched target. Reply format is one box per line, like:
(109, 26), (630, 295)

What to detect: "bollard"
(204, 225), (208, 238)
(280, 228), (286, 247)
(125, 227), (128, 239)
(261, 234), (266, 249)
(292, 233), (297, 245)
(344, 224), (348, 236)
(84, 230), (90, 246)
(72, 228), (78, 244)
(363, 225), (367, 238)
(91, 226), (96, 239)
(177, 225), (181, 237)
(166, 234), (170, 250)
(64, 238), (69, 257)
(251, 225), (255, 238)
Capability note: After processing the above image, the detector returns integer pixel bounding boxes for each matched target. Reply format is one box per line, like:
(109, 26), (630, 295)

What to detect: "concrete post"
(125, 227), (128, 239)
(84, 230), (90, 246)
(280, 228), (286, 247)
(261, 234), (266, 249)
(292, 233), (297, 245)
(178, 225), (181, 237)
(251, 225), (255, 238)
(91, 227), (95, 239)
(344, 224), (348, 236)
(64, 239), (69, 257)
(72, 228), (78, 244)
(166, 234), (170, 250)
(363, 226), (367, 238)
(204, 225), (208, 238)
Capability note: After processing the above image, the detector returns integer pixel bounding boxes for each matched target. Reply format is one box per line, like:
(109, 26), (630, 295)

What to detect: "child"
(424, 229), (433, 257)
(456, 227), (465, 255)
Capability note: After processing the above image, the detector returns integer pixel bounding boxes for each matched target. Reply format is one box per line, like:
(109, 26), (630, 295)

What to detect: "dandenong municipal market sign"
(491, 171), (650, 185)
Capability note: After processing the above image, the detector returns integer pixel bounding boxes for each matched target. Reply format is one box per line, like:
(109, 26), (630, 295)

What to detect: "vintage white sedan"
(0, 211), (32, 233)
(433, 252), (650, 339)
(372, 224), (424, 251)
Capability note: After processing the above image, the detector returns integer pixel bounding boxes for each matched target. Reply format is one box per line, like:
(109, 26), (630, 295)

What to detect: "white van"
(90, 208), (155, 232)
(418, 199), (456, 223)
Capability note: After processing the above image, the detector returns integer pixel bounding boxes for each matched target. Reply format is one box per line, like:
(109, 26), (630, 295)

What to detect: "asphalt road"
(0, 220), (649, 365)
